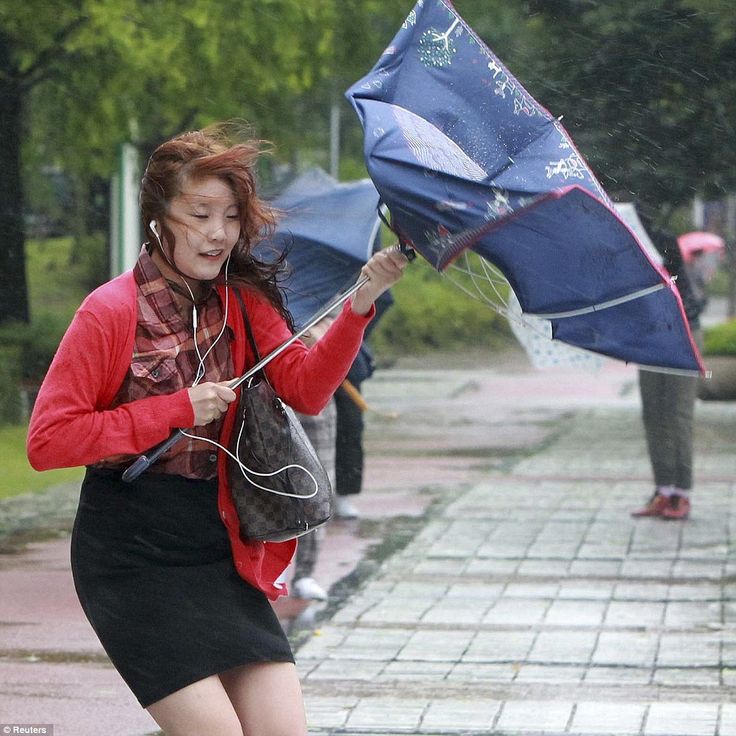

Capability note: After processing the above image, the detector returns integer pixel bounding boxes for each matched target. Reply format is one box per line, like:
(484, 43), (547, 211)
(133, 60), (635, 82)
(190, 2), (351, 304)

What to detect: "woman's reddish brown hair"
(140, 123), (293, 327)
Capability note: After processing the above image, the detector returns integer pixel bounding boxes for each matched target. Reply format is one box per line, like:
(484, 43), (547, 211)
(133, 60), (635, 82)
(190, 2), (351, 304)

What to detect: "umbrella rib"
(444, 261), (558, 343)
(365, 213), (382, 261)
(525, 282), (667, 320)
(637, 362), (707, 378)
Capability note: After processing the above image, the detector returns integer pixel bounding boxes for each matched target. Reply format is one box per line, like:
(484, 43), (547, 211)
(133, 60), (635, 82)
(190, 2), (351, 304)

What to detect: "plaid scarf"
(104, 249), (234, 479)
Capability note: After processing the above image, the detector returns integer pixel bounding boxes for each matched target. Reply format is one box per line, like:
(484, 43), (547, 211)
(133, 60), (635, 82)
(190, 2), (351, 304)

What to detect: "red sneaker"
(630, 492), (669, 517)
(661, 494), (690, 520)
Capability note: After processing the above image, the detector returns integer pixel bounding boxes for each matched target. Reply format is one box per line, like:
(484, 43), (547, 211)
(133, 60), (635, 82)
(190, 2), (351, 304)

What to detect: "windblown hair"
(140, 123), (293, 329)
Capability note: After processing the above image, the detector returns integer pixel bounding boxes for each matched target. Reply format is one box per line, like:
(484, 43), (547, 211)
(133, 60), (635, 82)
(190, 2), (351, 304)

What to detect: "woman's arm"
(244, 247), (408, 415)
(27, 309), (194, 471)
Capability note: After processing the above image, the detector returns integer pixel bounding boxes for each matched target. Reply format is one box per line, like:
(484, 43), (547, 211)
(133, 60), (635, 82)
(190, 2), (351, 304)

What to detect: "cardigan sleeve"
(243, 291), (375, 416)
(27, 308), (194, 471)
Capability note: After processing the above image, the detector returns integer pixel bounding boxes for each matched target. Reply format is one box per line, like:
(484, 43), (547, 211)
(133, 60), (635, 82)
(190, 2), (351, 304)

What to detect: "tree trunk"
(0, 33), (29, 324)
(726, 194), (736, 320)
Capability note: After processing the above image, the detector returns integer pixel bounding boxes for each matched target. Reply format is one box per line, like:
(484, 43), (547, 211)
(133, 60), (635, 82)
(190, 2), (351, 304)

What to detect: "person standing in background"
(333, 344), (374, 519)
(291, 317), (337, 602)
(631, 214), (707, 521)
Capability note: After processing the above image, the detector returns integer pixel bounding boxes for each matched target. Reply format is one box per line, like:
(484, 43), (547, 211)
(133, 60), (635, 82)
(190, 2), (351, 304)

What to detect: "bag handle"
(233, 288), (262, 364)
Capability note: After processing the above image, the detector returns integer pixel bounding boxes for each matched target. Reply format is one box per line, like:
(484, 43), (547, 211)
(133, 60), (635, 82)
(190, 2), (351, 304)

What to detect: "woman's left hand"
(351, 245), (410, 316)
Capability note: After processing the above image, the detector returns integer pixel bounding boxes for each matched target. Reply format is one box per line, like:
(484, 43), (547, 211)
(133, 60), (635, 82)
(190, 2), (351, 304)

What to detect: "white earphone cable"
(179, 428), (319, 499)
(149, 222), (313, 496)
(149, 220), (230, 387)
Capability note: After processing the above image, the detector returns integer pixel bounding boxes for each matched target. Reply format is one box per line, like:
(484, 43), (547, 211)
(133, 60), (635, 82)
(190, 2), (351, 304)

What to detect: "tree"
(0, 2), (146, 324)
(0, 27), (29, 323)
(2, 0), (356, 324)
(522, 0), (736, 216)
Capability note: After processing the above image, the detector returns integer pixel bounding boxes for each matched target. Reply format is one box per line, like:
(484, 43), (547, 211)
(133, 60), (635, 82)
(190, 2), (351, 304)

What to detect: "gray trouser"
(638, 369), (698, 490)
(293, 400), (336, 580)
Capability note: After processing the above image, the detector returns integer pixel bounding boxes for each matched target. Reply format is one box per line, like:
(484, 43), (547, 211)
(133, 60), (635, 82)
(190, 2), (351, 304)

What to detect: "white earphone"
(147, 217), (229, 387)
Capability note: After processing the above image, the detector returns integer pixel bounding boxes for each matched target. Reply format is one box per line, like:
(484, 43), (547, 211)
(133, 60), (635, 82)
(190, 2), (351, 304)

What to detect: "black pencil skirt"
(71, 467), (293, 708)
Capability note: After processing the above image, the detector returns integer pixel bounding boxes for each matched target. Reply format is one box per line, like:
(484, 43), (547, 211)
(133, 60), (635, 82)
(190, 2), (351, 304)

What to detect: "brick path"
(1, 356), (734, 735)
(298, 364), (736, 735)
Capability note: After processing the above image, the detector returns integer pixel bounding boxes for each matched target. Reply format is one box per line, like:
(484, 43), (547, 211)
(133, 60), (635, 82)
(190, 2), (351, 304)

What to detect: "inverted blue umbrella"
(257, 167), (393, 329)
(345, 0), (704, 374)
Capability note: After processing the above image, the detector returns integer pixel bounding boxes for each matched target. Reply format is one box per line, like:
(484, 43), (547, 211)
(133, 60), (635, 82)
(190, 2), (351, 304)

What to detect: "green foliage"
(524, 0), (736, 208)
(369, 259), (512, 360)
(0, 314), (68, 384)
(6, 0), (736, 334)
(72, 233), (109, 292)
(25, 236), (88, 325)
(0, 236), (83, 426)
(0, 425), (82, 500)
(703, 319), (736, 356)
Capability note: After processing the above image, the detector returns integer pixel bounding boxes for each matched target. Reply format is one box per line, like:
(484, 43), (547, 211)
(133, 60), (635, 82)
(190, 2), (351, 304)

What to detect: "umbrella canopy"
(677, 231), (726, 263)
(257, 168), (391, 328)
(345, 0), (703, 374)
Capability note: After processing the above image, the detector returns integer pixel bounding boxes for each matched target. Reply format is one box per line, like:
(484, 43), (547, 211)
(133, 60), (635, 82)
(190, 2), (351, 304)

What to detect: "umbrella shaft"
(228, 275), (368, 391)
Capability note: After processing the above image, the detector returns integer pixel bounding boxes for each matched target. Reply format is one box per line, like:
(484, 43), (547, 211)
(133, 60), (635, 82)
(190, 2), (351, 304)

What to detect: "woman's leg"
(219, 661), (308, 736)
(146, 675), (244, 736)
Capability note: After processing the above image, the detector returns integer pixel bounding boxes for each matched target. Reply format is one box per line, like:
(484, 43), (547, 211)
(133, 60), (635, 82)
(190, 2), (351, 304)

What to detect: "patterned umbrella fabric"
(345, 0), (704, 374)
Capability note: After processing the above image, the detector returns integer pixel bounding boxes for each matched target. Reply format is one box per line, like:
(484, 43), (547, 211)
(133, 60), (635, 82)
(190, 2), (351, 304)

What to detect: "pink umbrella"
(678, 231), (726, 263)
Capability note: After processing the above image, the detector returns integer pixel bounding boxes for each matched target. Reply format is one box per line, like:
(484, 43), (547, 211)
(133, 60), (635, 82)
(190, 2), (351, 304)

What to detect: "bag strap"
(233, 288), (261, 363)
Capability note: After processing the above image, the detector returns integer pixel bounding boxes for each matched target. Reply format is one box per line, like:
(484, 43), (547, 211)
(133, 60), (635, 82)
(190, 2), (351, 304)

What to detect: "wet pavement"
(1, 351), (735, 735)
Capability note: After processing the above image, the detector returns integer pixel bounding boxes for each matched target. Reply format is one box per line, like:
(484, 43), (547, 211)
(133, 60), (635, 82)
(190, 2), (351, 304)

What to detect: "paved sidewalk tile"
(495, 700), (573, 732)
(345, 697), (428, 730)
(644, 702), (719, 736)
(720, 703), (736, 736)
(295, 385), (734, 735)
(420, 698), (501, 730)
(571, 702), (646, 734)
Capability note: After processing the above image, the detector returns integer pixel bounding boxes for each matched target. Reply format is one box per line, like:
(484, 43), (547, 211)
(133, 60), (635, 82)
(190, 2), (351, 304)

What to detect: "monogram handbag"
(227, 291), (333, 543)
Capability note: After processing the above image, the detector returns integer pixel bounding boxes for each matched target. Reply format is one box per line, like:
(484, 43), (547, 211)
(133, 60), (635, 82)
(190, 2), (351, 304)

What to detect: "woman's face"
(153, 175), (241, 288)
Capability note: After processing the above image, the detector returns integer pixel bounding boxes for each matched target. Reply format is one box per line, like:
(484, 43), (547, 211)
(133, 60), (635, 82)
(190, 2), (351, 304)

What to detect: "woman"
(27, 125), (407, 736)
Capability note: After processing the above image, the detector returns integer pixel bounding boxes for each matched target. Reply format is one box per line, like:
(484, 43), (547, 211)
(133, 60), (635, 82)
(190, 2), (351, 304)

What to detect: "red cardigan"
(27, 270), (373, 600)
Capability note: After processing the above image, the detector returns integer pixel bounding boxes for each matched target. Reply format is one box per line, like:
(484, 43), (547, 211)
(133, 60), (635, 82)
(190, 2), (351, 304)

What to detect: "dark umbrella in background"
(345, 0), (704, 374)
(257, 167), (393, 329)
(257, 167), (395, 420)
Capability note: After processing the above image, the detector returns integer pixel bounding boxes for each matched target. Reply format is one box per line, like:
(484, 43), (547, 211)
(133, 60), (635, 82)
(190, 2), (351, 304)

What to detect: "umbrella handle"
(378, 202), (416, 262)
(121, 429), (186, 482)
(398, 240), (416, 262)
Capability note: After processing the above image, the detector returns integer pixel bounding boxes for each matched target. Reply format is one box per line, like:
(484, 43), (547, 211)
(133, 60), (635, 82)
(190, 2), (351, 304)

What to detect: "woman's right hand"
(188, 381), (237, 426)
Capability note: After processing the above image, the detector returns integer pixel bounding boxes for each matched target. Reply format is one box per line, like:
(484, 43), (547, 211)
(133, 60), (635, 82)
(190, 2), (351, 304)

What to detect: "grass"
(369, 254), (512, 360)
(0, 425), (82, 500)
(0, 236), (89, 500)
(703, 318), (736, 356)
